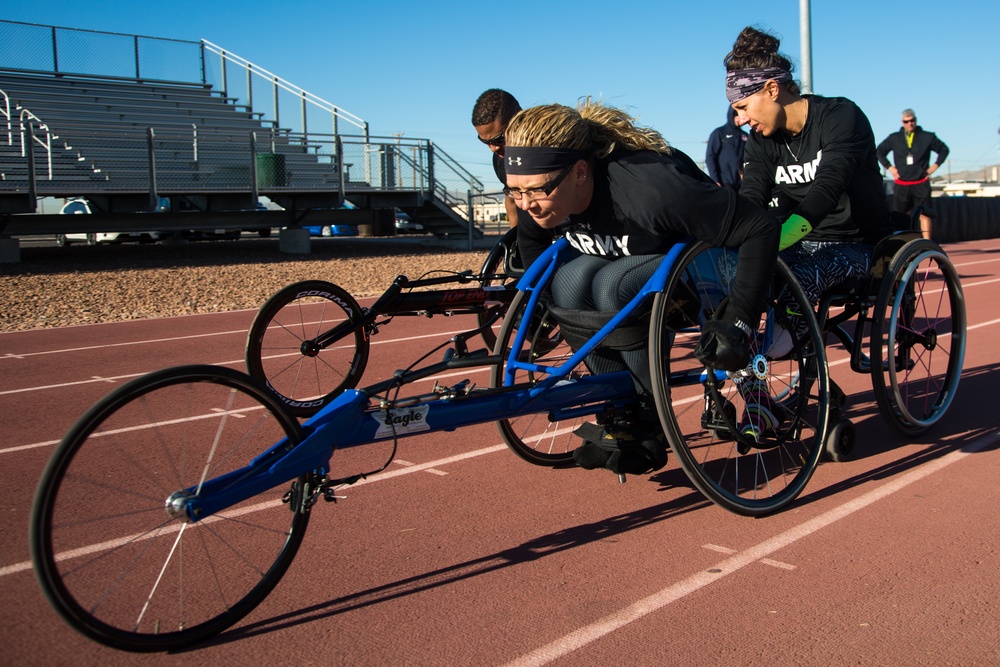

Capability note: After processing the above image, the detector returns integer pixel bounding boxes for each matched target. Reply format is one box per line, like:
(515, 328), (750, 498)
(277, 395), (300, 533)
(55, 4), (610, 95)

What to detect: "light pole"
(800, 0), (813, 94)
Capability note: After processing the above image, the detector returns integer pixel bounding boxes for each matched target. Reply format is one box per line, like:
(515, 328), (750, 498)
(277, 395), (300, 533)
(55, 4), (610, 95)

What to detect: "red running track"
(2, 237), (1000, 666)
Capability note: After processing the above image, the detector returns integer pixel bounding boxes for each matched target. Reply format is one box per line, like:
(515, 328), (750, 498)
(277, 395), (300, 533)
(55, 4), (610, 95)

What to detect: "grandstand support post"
(51, 27), (59, 74)
(147, 127), (159, 212)
(0, 234), (21, 263)
(467, 190), (473, 251)
(336, 134), (345, 203)
(25, 125), (38, 210)
(247, 63), (254, 110)
(133, 35), (141, 79)
(272, 77), (280, 129)
(426, 141), (436, 199)
(250, 131), (260, 201)
(200, 42), (207, 85)
(301, 91), (308, 138)
(220, 50), (228, 98)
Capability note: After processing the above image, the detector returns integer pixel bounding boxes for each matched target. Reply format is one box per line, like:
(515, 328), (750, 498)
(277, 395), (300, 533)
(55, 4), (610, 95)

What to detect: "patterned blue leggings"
(780, 240), (875, 327)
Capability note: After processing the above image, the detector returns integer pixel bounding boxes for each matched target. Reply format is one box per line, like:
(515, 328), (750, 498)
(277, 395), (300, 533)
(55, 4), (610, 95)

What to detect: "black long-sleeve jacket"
(740, 95), (892, 243)
(876, 125), (949, 182)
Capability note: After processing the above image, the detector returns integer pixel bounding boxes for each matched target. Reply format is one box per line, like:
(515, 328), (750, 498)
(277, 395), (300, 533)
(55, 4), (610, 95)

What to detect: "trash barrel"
(256, 153), (286, 187)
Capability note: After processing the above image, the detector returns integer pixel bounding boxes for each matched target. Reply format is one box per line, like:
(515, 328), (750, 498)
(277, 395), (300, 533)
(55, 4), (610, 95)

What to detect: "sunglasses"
(478, 131), (505, 147)
(902, 118), (916, 124)
(503, 163), (574, 201)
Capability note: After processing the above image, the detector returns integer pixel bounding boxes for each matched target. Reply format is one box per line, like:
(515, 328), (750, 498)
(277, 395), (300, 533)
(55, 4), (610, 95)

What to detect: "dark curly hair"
(724, 26), (800, 95)
(471, 89), (521, 127)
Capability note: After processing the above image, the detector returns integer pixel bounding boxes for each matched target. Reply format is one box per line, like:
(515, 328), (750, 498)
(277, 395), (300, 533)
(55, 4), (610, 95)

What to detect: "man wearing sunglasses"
(877, 109), (949, 239)
(472, 88), (522, 227)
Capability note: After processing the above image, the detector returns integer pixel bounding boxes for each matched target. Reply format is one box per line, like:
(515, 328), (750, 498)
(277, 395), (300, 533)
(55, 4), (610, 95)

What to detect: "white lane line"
(0, 442), (508, 578)
(0, 328), (480, 397)
(394, 458), (448, 476)
(2, 405), (269, 456)
(760, 558), (797, 570)
(0, 328), (250, 359)
(0, 371), (147, 397)
(0, 318), (474, 362)
(704, 545), (794, 569)
(502, 429), (1000, 667)
(702, 544), (737, 555)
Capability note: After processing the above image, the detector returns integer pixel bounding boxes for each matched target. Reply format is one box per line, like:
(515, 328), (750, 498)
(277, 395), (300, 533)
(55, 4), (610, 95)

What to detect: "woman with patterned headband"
(504, 98), (779, 475)
(724, 27), (893, 349)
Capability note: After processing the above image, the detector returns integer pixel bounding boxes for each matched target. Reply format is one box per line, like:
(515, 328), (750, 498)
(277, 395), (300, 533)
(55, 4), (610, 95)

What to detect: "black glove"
(695, 319), (751, 371)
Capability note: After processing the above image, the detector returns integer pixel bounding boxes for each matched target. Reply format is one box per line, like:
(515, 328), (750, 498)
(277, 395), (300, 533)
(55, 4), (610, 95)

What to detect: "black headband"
(503, 146), (587, 175)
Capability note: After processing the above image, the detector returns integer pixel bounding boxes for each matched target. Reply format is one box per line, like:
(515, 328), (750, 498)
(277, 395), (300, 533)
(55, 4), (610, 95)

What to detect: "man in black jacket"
(876, 109), (949, 239)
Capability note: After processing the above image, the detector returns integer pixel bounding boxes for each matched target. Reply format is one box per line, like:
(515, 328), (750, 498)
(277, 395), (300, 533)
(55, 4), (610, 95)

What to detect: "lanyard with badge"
(905, 131), (914, 165)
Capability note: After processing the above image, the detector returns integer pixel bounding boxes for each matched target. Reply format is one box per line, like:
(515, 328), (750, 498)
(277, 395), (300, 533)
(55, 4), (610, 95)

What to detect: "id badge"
(906, 154), (914, 165)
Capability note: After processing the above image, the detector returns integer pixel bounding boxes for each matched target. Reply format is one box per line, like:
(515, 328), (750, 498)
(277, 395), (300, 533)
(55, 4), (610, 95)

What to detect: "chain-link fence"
(0, 19), (484, 229)
(0, 20), (203, 82)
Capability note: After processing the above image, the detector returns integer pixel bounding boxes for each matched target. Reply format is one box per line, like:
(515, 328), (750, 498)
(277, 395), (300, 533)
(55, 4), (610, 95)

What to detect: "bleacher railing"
(6, 121), (480, 209)
(199, 40), (368, 140)
(0, 19), (485, 226)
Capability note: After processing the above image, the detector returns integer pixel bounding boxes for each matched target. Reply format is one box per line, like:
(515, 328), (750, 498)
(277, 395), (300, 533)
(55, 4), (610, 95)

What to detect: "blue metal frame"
(183, 239), (711, 521)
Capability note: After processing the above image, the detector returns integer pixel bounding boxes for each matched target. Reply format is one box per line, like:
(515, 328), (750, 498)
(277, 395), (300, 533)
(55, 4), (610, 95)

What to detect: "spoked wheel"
(490, 290), (581, 467)
(30, 365), (309, 652)
(871, 239), (966, 436)
(649, 244), (830, 516)
(246, 280), (370, 417)
(476, 227), (520, 351)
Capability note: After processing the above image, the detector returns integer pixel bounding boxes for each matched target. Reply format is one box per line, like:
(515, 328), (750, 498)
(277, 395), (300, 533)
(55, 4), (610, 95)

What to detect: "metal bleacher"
(0, 20), (489, 245)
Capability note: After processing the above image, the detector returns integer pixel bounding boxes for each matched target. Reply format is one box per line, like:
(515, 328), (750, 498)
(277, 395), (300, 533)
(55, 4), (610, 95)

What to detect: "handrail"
(0, 88), (10, 146)
(18, 106), (53, 179)
(200, 40), (368, 136)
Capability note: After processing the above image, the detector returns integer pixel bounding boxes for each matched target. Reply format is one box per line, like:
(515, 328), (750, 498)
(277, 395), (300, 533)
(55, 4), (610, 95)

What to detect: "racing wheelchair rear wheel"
(649, 243), (830, 516)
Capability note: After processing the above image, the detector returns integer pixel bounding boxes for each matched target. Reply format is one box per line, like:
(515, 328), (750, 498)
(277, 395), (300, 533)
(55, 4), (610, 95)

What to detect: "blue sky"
(3, 1), (998, 189)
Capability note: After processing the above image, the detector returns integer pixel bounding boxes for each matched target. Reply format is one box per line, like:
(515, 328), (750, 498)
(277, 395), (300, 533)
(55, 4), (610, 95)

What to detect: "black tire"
(475, 227), (519, 351)
(30, 365), (309, 652)
(55, 234), (69, 247)
(649, 243), (829, 516)
(871, 239), (966, 436)
(824, 418), (856, 463)
(246, 280), (370, 417)
(490, 290), (578, 467)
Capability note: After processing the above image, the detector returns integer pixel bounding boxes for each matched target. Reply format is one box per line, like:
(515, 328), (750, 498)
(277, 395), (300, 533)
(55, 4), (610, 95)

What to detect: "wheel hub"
(300, 340), (322, 357)
(924, 328), (938, 350)
(749, 354), (769, 381)
(165, 490), (194, 523)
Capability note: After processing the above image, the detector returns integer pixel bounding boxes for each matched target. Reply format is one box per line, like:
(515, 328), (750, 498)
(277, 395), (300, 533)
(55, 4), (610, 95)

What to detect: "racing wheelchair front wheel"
(649, 243), (830, 516)
(31, 365), (310, 652)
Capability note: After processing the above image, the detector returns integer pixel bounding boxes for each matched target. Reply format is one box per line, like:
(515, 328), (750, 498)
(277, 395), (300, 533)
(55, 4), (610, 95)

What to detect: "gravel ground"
(1, 236), (496, 332)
